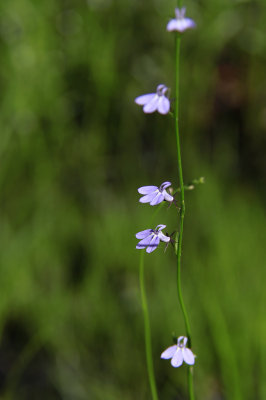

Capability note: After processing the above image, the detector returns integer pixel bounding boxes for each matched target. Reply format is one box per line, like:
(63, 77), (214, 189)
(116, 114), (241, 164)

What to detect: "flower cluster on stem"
(134, 6), (197, 400)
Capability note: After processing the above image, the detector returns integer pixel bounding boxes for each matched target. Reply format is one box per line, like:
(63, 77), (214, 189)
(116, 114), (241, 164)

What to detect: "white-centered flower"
(161, 336), (196, 368)
(167, 8), (196, 33)
(136, 224), (170, 253)
(138, 181), (174, 206)
(135, 84), (170, 115)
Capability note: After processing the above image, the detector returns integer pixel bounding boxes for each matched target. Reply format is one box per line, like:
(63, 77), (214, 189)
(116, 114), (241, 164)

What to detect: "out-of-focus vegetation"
(0, 0), (265, 399)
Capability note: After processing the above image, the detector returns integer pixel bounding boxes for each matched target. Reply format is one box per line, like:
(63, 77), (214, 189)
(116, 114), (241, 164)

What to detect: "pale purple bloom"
(136, 224), (170, 253)
(138, 181), (174, 206)
(167, 8), (196, 33)
(161, 336), (195, 368)
(135, 84), (170, 115)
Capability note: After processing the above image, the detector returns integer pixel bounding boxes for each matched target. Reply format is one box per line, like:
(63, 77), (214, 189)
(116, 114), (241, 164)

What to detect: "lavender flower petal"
(161, 345), (177, 359)
(136, 229), (153, 239)
(158, 231), (170, 243)
(138, 186), (158, 194)
(163, 191), (174, 202)
(156, 84), (167, 94)
(135, 93), (155, 106)
(176, 7), (186, 19)
(157, 96), (170, 114)
(161, 181), (172, 189)
(167, 19), (179, 31)
(136, 235), (153, 249)
(171, 349), (184, 368)
(143, 96), (160, 113)
(150, 192), (164, 206)
(156, 224), (167, 231)
(178, 336), (187, 346)
(176, 19), (196, 32)
(139, 192), (158, 204)
(184, 18), (196, 29)
(146, 235), (160, 253)
(182, 348), (195, 365)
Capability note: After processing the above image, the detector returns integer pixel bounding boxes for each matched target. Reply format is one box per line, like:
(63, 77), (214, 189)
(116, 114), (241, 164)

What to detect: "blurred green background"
(0, 0), (265, 399)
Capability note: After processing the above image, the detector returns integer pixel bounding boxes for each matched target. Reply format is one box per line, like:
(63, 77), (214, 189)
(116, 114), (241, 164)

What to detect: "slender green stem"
(139, 251), (158, 400)
(188, 367), (195, 400)
(174, 34), (191, 342)
(174, 34), (195, 400)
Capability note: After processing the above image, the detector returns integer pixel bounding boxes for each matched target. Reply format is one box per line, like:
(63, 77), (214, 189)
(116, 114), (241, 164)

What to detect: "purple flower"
(136, 224), (170, 253)
(167, 8), (196, 33)
(161, 336), (195, 368)
(138, 181), (174, 206)
(135, 84), (170, 115)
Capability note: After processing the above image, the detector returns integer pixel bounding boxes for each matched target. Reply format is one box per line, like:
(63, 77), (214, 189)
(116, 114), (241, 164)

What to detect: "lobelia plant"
(134, 4), (197, 400)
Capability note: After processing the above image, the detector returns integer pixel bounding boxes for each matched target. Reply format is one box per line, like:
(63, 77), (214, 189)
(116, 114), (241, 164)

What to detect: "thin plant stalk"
(139, 204), (164, 400)
(139, 251), (158, 400)
(174, 34), (195, 400)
